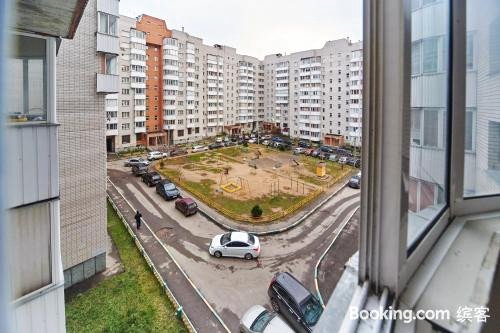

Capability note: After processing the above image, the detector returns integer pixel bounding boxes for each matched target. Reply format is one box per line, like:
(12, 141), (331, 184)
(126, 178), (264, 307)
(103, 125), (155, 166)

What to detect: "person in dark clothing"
(135, 210), (142, 230)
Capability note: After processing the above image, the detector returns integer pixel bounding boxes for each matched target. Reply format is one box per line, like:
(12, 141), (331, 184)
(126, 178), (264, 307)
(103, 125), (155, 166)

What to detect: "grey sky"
(119, 0), (362, 59)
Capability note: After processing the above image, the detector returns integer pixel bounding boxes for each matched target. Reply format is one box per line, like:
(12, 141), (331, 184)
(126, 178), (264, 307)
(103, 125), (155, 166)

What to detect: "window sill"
(6, 121), (59, 128)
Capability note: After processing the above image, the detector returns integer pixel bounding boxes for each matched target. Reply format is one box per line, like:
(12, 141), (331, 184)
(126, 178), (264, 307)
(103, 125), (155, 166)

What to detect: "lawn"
(65, 203), (187, 333)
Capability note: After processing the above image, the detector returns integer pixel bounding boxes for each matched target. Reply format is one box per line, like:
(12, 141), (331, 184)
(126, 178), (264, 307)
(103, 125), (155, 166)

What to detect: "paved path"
(107, 160), (360, 332)
(108, 181), (228, 333)
(317, 210), (360, 302)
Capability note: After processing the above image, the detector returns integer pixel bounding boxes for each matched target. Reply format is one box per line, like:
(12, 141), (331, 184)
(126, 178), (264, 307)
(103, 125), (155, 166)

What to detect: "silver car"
(209, 231), (261, 259)
(240, 305), (294, 333)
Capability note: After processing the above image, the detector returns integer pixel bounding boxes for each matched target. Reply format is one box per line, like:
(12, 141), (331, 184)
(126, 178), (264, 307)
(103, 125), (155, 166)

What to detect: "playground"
(156, 145), (353, 222)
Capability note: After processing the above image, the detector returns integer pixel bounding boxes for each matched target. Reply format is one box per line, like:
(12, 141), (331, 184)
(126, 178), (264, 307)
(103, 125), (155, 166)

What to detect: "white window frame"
(360, 0), (500, 296)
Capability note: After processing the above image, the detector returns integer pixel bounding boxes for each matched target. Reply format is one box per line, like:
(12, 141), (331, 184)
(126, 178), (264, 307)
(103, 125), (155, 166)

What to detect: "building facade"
(108, 15), (363, 152)
(5, 0), (90, 331)
(58, 0), (120, 288)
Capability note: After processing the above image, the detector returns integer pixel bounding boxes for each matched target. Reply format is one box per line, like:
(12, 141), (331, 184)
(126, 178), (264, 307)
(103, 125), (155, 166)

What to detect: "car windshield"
(152, 174), (161, 180)
(248, 234), (255, 245)
(300, 297), (323, 326)
(220, 233), (231, 245)
(164, 183), (176, 190)
(187, 203), (197, 209)
(250, 309), (275, 333)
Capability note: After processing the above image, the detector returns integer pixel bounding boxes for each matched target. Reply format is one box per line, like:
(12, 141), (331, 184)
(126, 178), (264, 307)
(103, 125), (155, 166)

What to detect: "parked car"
(169, 148), (188, 156)
(328, 154), (338, 162)
(347, 157), (361, 168)
(293, 147), (306, 155)
(124, 157), (150, 167)
(215, 137), (223, 143)
(348, 174), (361, 189)
(248, 138), (256, 143)
(192, 145), (209, 153)
(311, 149), (321, 158)
(239, 305), (294, 333)
(298, 140), (312, 148)
(175, 197), (198, 216)
(268, 272), (323, 333)
(156, 180), (181, 200)
(132, 164), (148, 176)
(320, 145), (334, 154)
(147, 151), (167, 161)
(209, 231), (260, 259)
(303, 148), (314, 156)
(208, 142), (224, 150)
(338, 156), (348, 164)
(262, 140), (270, 146)
(226, 141), (237, 147)
(142, 171), (162, 187)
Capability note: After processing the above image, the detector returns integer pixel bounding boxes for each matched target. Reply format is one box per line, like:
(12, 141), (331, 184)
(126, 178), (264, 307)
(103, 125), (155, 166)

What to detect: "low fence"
(107, 196), (197, 333)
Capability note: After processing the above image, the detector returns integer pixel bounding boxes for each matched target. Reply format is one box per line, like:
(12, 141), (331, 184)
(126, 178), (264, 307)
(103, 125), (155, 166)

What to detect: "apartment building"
(109, 16), (363, 152)
(263, 39), (362, 146)
(58, 0), (120, 287)
(5, 0), (91, 331)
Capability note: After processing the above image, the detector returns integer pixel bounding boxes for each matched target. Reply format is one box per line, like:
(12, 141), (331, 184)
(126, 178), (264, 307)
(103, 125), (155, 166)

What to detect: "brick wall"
(56, 0), (107, 273)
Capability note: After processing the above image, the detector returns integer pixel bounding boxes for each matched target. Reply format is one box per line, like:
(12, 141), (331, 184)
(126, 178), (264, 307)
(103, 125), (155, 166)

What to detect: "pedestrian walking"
(135, 210), (142, 230)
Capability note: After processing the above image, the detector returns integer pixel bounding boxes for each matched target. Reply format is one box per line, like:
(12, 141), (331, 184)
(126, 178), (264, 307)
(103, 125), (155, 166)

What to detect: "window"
(408, 0), (450, 247)
(7, 34), (47, 122)
(8, 202), (52, 299)
(122, 135), (131, 144)
(464, 1), (500, 196)
(98, 12), (117, 36)
(105, 54), (117, 75)
(422, 38), (439, 73)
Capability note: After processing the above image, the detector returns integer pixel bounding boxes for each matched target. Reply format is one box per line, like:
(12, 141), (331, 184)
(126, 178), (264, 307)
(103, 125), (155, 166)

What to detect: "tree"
(251, 205), (263, 218)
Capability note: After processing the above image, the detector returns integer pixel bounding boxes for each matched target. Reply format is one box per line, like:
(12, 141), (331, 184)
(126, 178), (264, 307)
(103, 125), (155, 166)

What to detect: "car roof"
(180, 197), (195, 204)
(275, 272), (312, 304)
(148, 171), (159, 176)
(230, 231), (249, 242)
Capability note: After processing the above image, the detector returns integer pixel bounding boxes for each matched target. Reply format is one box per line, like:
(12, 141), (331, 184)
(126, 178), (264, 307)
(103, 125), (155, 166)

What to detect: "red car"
(175, 197), (198, 217)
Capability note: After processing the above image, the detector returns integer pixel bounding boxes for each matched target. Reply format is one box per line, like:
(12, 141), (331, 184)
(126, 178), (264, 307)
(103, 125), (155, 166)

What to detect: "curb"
(197, 181), (350, 236)
(107, 178), (231, 333)
(314, 205), (360, 307)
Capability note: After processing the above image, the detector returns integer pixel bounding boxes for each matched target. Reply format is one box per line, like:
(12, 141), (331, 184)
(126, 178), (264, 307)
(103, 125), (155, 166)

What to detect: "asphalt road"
(108, 160), (360, 332)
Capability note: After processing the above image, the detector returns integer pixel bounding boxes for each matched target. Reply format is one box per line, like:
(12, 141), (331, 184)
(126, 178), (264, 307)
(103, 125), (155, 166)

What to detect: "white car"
(147, 151), (167, 161)
(192, 145), (208, 152)
(209, 231), (260, 259)
(215, 137), (223, 143)
(240, 305), (294, 333)
(124, 157), (150, 167)
(248, 138), (256, 143)
(293, 147), (306, 155)
(338, 156), (348, 164)
(262, 140), (270, 146)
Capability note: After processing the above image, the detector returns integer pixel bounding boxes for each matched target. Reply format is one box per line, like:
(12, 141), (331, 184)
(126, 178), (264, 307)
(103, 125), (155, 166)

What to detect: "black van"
(268, 272), (323, 333)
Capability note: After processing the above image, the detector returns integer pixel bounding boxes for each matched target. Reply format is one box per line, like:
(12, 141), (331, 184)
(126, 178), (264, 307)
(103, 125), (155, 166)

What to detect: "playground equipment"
(219, 175), (250, 195)
(316, 162), (326, 177)
(254, 149), (262, 159)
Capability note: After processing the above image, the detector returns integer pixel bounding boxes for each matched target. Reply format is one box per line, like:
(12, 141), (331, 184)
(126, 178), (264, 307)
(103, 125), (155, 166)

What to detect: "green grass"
(65, 203), (188, 333)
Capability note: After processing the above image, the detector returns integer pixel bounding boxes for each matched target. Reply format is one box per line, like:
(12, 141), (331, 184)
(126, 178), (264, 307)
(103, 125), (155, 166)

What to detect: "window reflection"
(408, 0), (450, 246)
(464, 0), (500, 197)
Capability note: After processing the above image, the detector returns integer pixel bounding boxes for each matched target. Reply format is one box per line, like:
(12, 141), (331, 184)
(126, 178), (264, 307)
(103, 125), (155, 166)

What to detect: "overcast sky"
(119, 0), (362, 59)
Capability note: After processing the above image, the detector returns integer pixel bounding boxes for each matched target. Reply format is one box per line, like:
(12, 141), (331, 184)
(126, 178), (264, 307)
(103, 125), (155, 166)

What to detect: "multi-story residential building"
(109, 16), (363, 152)
(58, 0), (120, 287)
(263, 39), (360, 146)
(5, 0), (90, 331)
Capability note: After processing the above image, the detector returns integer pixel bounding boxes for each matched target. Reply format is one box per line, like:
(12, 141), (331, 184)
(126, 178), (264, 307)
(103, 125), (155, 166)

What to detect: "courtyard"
(155, 144), (353, 222)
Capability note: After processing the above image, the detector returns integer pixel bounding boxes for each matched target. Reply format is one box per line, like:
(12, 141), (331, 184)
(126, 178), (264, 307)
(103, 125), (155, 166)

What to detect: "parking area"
(108, 158), (360, 332)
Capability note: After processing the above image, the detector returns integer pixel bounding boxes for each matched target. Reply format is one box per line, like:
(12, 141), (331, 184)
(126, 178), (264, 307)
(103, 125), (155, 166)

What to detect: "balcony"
(134, 104), (146, 111)
(96, 33), (119, 54)
(134, 125), (146, 133)
(130, 82), (146, 89)
(134, 116), (146, 122)
(96, 74), (119, 93)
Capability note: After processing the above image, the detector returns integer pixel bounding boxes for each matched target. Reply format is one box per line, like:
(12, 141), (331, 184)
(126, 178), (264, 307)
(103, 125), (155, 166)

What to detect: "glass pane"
(408, 0), (450, 246)
(464, 0), (500, 197)
(7, 35), (46, 122)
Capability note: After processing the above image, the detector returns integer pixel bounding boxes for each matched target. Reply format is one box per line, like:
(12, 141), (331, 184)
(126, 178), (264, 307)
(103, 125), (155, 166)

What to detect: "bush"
(251, 205), (263, 218)
(242, 141), (248, 147)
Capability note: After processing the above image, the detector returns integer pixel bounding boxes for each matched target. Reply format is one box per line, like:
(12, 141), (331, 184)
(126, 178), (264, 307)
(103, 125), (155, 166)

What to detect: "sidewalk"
(107, 181), (229, 333)
(183, 179), (350, 235)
